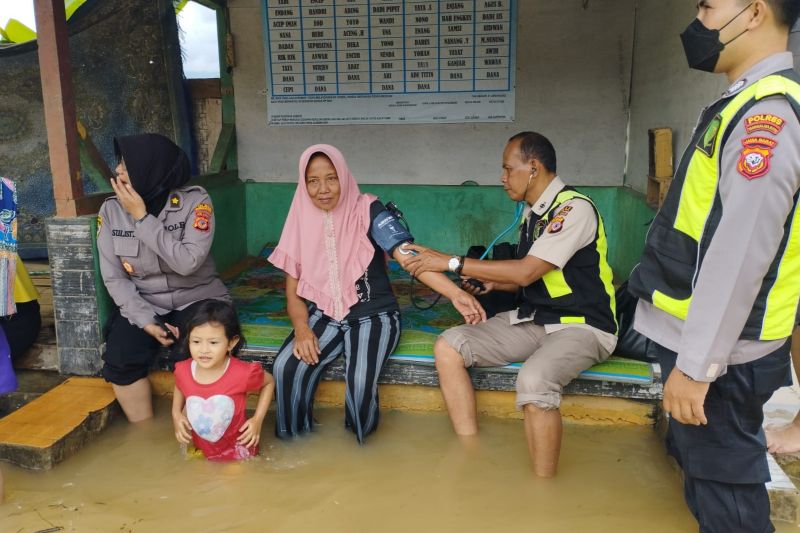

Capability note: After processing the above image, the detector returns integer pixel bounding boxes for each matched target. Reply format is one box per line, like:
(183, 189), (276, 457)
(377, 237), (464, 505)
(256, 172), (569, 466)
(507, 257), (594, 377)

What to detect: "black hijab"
(113, 133), (191, 216)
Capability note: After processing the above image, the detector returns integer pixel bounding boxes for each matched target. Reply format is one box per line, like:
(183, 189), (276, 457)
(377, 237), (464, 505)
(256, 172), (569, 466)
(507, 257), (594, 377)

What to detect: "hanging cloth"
(0, 177), (18, 317)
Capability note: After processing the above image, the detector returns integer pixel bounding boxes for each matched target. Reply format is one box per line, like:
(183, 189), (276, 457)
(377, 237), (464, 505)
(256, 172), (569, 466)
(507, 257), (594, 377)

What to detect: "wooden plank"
(46, 245), (94, 271)
(45, 218), (92, 245)
(51, 269), (95, 294)
(34, 0), (83, 217)
(52, 298), (98, 322)
(54, 320), (101, 349)
(648, 128), (673, 178)
(0, 378), (118, 469)
(188, 78), (222, 100)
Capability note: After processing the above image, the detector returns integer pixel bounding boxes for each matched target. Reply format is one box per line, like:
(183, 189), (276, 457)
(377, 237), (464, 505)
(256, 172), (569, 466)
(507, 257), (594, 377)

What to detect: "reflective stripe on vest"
(650, 74), (800, 340)
(540, 189), (618, 330)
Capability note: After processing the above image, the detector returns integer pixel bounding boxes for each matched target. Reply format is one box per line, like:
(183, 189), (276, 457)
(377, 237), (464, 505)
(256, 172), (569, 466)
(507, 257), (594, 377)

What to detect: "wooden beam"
(193, 0), (226, 11)
(34, 0), (83, 218)
(208, 123), (235, 174)
(187, 78), (222, 100)
(217, 6), (237, 170)
(74, 192), (113, 216)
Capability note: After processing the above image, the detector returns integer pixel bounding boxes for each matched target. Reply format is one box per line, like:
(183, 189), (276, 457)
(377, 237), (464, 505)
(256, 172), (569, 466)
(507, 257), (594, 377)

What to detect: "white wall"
(626, 1), (729, 193)
(229, 0), (635, 185)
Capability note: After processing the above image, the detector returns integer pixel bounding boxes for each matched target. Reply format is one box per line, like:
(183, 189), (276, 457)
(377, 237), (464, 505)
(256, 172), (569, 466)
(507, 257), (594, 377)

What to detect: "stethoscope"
(477, 170), (534, 260)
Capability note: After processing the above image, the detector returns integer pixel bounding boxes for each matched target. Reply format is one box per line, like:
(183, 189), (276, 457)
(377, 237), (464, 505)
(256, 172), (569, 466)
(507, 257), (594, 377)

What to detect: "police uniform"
(440, 177), (617, 410)
(629, 52), (800, 532)
(97, 185), (230, 385)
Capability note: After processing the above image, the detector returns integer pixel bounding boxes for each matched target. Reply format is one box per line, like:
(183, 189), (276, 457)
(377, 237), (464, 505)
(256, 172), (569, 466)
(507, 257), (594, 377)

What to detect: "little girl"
(172, 300), (275, 461)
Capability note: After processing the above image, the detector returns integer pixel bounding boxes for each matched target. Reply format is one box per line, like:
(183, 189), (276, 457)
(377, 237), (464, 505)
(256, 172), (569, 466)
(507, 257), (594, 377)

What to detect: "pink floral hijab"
(268, 145), (376, 321)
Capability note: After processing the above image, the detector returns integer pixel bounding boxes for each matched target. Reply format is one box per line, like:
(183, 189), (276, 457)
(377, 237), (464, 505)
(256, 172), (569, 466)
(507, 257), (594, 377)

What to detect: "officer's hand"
(144, 323), (175, 347)
(110, 177), (147, 221)
(293, 325), (321, 365)
(403, 244), (450, 277)
(662, 367), (710, 426)
(451, 290), (487, 325)
(461, 277), (495, 296)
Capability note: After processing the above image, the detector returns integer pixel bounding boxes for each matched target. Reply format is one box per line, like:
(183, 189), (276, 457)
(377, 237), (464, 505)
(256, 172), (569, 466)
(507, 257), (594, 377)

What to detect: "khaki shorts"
(439, 311), (610, 410)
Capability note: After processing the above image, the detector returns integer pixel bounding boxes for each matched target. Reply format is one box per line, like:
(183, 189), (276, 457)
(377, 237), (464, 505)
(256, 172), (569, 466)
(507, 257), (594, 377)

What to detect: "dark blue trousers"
(651, 341), (791, 533)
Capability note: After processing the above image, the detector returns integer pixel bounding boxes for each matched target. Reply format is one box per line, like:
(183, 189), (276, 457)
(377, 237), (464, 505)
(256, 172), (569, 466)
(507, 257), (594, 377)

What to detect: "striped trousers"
(273, 308), (401, 444)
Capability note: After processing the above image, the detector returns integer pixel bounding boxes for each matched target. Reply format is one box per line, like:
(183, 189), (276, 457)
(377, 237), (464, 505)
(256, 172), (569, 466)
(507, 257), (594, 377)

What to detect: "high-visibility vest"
(518, 187), (617, 334)
(629, 71), (800, 340)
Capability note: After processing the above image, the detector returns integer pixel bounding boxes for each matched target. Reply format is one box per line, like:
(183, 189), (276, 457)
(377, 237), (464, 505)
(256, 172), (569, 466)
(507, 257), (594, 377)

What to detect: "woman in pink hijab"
(269, 145), (485, 443)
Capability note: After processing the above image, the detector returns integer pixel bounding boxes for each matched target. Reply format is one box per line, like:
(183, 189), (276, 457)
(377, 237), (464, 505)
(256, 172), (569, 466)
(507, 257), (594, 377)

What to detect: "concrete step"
(0, 377), (119, 469)
(768, 453), (800, 524)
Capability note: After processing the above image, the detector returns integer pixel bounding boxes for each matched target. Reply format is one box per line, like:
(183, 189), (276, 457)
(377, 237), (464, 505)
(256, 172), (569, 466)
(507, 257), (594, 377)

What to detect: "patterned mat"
(228, 247), (460, 357)
(227, 247), (653, 385)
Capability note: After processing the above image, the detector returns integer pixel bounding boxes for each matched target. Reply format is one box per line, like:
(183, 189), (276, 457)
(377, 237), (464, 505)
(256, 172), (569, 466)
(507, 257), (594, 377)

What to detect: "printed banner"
(262, 0), (516, 125)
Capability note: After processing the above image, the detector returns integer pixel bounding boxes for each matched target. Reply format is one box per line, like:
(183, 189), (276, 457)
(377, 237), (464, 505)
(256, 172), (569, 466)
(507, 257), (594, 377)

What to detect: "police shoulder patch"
(547, 215), (565, 234)
(194, 203), (213, 215)
(744, 113), (786, 135)
(737, 136), (777, 180)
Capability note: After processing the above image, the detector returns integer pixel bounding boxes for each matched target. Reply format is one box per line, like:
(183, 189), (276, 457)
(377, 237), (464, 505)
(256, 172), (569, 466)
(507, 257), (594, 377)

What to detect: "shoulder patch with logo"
(696, 114), (722, 157)
(737, 136), (777, 180)
(96, 215), (102, 237)
(192, 203), (213, 232)
(744, 114), (785, 136)
(547, 216), (565, 234)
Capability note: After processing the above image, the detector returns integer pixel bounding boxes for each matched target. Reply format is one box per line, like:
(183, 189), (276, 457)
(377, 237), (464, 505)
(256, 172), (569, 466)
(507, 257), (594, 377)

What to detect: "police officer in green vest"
(405, 132), (617, 478)
(629, 1), (800, 530)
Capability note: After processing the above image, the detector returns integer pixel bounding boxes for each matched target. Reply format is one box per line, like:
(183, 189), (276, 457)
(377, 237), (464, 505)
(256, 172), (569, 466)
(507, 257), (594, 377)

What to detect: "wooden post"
(34, 0), (83, 217)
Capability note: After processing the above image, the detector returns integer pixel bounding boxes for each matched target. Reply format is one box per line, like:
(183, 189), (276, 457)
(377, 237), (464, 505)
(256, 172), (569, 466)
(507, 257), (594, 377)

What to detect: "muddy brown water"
(0, 398), (795, 532)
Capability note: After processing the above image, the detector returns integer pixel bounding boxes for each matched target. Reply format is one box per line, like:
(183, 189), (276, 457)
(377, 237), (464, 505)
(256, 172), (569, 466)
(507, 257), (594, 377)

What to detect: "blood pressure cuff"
(371, 207), (413, 254)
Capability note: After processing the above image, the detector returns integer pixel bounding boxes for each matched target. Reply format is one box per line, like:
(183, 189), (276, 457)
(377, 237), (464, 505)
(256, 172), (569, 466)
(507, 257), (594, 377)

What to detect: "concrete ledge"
(156, 349), (662, 402)
(0, 377), (119, 469)
(148, 370), (657, 426)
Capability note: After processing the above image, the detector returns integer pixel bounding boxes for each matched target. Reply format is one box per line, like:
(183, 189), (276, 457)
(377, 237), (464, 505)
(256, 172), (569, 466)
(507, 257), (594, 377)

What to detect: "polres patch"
(737, 136), (777, 180)
(744, 113), (786, 135)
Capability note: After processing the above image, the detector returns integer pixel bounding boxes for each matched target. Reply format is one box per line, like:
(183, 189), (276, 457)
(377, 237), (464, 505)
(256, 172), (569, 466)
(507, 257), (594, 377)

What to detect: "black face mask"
(680, 3), (753, 73)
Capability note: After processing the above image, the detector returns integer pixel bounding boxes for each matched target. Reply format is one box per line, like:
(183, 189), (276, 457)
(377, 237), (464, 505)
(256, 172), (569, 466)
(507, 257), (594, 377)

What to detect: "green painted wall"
(196, 172), (248, 273)
(244, 182), (654, 281)
(612, 187), (656, 278)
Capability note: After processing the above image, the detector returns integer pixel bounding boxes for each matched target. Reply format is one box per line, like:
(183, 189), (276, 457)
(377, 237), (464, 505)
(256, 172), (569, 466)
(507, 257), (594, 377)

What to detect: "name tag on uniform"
(166, 222), (185, 232)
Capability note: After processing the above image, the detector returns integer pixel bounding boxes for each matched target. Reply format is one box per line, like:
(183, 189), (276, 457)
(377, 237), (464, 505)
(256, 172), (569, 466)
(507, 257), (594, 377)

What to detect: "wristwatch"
(447, 256), (462, 273)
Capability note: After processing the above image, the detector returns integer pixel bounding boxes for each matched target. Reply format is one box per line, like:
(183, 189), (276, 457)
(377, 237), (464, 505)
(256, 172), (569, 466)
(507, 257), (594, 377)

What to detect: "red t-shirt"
(174, 357), (265, 461)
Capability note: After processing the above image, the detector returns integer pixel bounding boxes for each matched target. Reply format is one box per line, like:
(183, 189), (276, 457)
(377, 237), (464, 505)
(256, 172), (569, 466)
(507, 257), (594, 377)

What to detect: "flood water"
(0, 398), (795, 532)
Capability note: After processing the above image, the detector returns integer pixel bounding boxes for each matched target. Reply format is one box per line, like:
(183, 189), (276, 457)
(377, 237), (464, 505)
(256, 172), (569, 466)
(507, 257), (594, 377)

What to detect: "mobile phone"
(463, 278), (486, 292)
(153, 315), (177, 341)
